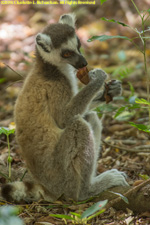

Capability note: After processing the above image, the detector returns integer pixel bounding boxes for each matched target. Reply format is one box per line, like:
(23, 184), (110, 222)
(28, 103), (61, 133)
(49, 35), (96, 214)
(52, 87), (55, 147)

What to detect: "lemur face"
(35, 14), (87, 70)
(60, 35), (87, 69)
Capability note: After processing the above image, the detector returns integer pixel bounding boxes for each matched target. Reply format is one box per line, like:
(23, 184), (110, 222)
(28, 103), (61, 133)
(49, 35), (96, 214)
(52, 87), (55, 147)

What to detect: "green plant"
(89, 0), (150, 132)
(0, 206), (24, 225)
(139, 174), (150, 180)
(112, 65), (134, 80)
(0, 78), (6, 84)
(130, 98), (150, 132)
(50, 200), (108, 224)
(50, 192), (129, 224)
(0, 127), (15, 181)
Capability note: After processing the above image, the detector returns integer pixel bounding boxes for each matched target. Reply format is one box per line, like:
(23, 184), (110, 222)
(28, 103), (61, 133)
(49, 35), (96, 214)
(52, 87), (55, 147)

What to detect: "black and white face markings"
(35, 13), (87, 69)
(61, 37), (81, 58)
(36, 33), (51, 54)
(36, 30), (87, 70)
(60, 36), (87, 69)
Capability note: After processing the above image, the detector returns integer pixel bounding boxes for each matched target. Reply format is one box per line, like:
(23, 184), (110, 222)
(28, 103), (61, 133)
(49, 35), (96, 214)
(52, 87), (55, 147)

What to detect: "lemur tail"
(1, 181), (46, 203)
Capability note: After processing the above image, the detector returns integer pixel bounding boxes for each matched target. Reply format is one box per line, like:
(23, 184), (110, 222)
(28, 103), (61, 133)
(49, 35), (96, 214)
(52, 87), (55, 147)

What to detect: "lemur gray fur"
(1, 13), (128, 203)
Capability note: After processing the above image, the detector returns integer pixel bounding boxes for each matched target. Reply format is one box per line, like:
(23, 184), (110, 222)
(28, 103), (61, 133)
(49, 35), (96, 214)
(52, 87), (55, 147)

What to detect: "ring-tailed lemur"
(1, 14), (128, 203)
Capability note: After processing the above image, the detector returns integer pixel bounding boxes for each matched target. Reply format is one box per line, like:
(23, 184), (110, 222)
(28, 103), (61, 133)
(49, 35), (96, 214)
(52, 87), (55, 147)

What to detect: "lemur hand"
(106, 80), (122, 96)
(104, 80), (122, 103)
(89, 69), (107, 83)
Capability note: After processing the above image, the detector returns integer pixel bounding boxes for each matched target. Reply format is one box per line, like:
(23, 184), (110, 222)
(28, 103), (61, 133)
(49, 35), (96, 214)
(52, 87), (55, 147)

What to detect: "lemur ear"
(59, 13), (76, 28)
(36, 33), (52, 53)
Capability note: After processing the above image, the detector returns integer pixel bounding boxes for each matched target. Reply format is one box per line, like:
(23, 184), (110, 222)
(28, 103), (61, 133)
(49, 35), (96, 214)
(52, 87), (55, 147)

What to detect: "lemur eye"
(62, 50), (74, 58)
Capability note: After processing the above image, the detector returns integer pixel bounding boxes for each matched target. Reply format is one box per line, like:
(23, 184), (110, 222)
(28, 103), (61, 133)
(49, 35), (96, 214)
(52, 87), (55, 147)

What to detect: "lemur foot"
(98, 169), (129, 188)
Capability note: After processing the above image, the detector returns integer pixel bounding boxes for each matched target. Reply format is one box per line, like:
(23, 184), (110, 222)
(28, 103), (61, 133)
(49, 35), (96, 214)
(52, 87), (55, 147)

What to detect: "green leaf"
(87, 209), (105, 221)
(112, 65), (134, 80)
(70, 212), (81, 218)
(0, 78), (6, 84)
(0, 127), (15, 136)
(129, 122), (150, 133)
(100, 0), (107, 5)
(0, 127), (9, 136)
(114, 106), (126, 118)
(96, 104), (117, 114)
(128, 82), (135, 96)
(0, 171), (9, 180)
(101, 17), (129, 27)
(135, 98), (150, 105)
(8, 129), (15, 135)
(128, 104), (140, 110)
(74, 196), (95, 204)
(115, 111), (135, 121)
(115, 103), (141, 119)
(109, 191), (129, 204)
(81, 200), (108, 219)
(139, 174), (150, 180)
(88, 35), (131, 42)
(50, 214), (75, 221)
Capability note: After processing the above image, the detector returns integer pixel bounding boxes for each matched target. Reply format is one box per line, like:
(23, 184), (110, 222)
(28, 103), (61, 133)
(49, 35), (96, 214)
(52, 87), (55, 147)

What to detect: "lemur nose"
(78, 55), (88, 68)
(82, 60), (88, 67)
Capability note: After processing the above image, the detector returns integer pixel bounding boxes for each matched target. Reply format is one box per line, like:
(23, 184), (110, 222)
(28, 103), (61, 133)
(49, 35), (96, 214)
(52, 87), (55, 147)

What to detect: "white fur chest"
(59, 64), (78, 95)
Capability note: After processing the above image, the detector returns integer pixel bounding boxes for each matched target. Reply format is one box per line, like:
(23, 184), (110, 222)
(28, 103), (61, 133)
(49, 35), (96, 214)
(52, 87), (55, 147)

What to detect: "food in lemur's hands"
(77, 68), (119, 103)
(1, 13), (128, 203)
(76, 66), (89, 84)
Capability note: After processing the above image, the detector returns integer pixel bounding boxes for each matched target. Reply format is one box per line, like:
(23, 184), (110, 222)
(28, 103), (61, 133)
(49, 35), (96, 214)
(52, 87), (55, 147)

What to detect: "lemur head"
(35, 14), (87, 70)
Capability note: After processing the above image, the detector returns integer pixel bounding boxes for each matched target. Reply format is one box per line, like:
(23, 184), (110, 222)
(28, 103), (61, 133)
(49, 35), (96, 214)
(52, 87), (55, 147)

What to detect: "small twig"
(16, 202), (71, 207)
(24, 209), (34, 219)
(134, 145), (150, 149)
(105, 139), (150, 148)
(4, 63), (23, 78)
(0, 199), (14, 205)
(105, 139), (137, 145)
(103, 140), (150, 153)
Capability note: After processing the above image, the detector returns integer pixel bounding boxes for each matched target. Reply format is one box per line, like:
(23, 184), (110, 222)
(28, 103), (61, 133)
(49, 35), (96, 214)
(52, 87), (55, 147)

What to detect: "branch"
(103, 140), (150, 153)
(94, 179), (150, 213)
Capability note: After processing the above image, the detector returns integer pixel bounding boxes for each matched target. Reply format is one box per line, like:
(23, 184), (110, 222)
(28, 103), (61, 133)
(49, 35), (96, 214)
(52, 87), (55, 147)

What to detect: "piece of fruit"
(104, 80), (119, 104)
(104, 82), (113, 104)
(76, 67), (89, 85)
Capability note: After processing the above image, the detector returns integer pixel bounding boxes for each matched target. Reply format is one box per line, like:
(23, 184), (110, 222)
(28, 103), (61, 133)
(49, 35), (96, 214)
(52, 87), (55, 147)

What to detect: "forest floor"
(0, 2), (150, 224)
